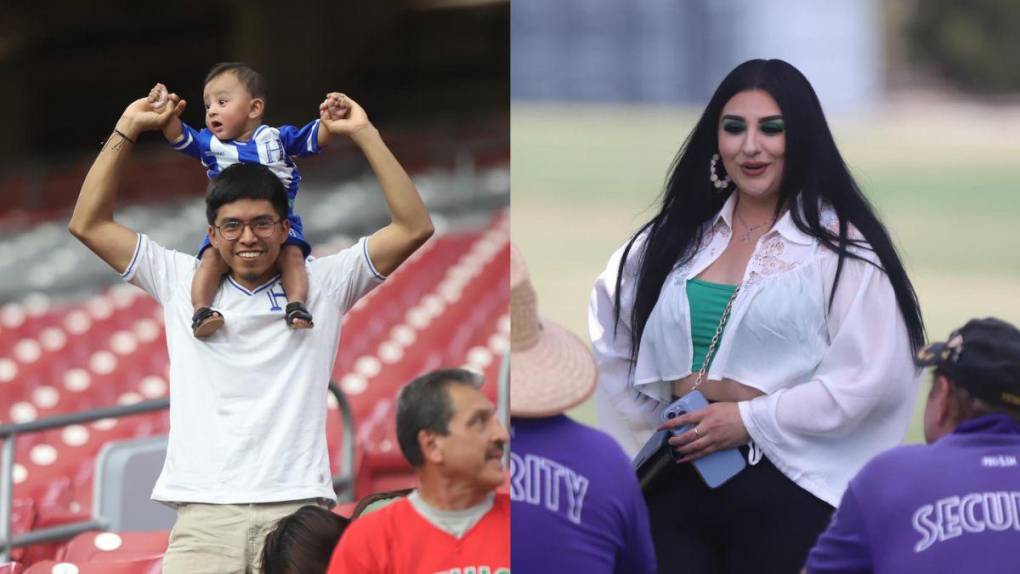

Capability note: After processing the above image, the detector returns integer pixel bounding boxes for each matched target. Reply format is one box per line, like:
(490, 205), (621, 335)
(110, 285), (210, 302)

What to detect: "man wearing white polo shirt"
(68, 88), (433, 573)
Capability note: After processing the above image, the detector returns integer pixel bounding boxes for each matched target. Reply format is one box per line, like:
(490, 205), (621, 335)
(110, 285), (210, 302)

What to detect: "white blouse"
(588, 193), (919, 506)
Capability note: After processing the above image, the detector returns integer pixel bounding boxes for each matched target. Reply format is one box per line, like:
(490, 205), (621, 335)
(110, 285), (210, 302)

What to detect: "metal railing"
(0, 382), (355, 561)
(497, 351), (510, 429)
(328, 381), (356, 501)
(0, 398), (168, 562)
(497, 352), (511, 473)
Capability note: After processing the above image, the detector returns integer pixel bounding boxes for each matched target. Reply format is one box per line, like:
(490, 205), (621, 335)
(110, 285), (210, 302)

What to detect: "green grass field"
(511, 102), (1020, 443)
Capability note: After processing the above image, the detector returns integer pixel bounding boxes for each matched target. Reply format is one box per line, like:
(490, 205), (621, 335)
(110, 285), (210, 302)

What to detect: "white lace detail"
(820, 210), (840, 235)
(712, 217), (731, 237)
(675, 259), (695, 280)
(820, 210), (869, 247)
(674, 223), (719, 278)
(746, 235), (797, 286)
(702, 221), (719, 246)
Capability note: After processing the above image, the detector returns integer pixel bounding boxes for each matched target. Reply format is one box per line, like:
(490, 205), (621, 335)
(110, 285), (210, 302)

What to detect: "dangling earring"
(709, 154), (731, 190)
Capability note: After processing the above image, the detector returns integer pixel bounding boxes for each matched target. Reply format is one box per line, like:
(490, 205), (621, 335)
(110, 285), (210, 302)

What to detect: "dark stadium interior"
(0, 0), (509, 215)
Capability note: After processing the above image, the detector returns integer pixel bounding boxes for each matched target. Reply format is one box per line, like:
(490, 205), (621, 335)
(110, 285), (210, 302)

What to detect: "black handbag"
(633, 429), (675, 491)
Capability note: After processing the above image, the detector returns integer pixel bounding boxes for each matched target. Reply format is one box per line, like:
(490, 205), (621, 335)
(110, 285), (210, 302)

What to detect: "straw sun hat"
(510, 244), (597, 417)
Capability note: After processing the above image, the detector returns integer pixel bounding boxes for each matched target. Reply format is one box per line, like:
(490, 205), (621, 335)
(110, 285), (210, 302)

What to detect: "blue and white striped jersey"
(170, 120), (322, 209)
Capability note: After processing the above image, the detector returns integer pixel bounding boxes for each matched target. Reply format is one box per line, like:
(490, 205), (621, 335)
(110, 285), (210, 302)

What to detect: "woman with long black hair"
(589, 59), (925, 572)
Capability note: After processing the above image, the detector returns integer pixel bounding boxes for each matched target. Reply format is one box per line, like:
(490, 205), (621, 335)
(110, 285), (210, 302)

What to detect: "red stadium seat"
(366, 242), (506, 391)
(56, 531), (168, 564)
(351, 397), (415, 497)
(24, 556), (162, 574)
(327, 216), (508, 498)
(0, 562), (25, 574)
(2, 498), (37, 563)
(335, 234), (476, 372)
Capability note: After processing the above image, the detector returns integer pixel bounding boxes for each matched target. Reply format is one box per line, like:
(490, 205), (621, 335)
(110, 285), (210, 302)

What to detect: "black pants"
(643, 449), (834, 574)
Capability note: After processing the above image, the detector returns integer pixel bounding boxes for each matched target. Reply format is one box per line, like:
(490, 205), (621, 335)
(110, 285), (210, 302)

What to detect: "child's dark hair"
(260, 505), (350, 574)
(205, 62), (267, 100)
(206, 163), (288, 224)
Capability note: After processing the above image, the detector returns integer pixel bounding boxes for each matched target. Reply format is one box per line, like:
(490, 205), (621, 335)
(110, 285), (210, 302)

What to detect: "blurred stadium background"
(0, 1), (508, 571)
(511, 0), (1020, 442)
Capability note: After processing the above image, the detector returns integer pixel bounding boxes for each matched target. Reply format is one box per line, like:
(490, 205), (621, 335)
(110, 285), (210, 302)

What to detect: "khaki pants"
(162, 499), (327, 574)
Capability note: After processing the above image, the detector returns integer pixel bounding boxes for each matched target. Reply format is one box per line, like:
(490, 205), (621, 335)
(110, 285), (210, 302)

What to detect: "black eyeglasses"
(214, 217), (282, 241)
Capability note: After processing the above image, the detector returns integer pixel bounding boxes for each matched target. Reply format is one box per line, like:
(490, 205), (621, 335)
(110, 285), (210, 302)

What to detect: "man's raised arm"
(69, 92), (186, 273)
(319, 93), (434, 277)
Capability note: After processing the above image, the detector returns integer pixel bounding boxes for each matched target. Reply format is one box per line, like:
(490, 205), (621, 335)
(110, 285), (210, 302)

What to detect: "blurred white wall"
(511, 0), (882, 110)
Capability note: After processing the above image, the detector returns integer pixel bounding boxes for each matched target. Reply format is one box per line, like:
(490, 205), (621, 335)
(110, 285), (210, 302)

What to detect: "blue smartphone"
(661, 390), (746, 488)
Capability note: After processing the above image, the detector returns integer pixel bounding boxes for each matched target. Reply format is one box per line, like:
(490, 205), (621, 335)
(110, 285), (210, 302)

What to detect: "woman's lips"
(740, 163), (769, 177)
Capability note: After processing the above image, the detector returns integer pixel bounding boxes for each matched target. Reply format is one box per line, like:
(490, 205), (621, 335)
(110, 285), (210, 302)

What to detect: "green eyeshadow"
(721, 117), (746, 134)
(760, 118), (785, 134)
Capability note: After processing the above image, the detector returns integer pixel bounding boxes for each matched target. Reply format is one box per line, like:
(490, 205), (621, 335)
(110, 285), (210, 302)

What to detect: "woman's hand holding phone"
(660, 401), (750, 463)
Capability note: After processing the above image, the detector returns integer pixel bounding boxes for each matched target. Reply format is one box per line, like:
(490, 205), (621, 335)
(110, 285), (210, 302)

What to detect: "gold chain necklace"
(692, 285), (742, 391)
(734, 210), (774, 242)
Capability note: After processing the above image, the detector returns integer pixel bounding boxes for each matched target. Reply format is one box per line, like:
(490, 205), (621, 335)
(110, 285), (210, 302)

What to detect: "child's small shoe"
(192, 307), (224, 338)
(285, 302), (314, 330)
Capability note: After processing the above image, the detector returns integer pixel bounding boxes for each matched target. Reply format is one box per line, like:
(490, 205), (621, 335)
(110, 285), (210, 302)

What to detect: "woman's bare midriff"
(672, 374), (766, 402)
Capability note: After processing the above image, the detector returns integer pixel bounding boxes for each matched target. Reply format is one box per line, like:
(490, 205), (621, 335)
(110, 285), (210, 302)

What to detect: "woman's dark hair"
(206, 163), (289, 224)
(261, 505), (350, 574)
(615, 59), (925, 363)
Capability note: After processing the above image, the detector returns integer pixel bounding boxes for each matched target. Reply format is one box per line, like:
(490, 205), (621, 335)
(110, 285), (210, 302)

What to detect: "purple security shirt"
(806, 414), (1020, 574)
(510, 415), (656, 574)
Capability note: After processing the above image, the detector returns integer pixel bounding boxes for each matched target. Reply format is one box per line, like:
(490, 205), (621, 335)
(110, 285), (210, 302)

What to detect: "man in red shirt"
(328, 368), (510, 573)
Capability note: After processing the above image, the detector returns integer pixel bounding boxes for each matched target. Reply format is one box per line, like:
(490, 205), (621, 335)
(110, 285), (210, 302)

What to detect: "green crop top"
(686, 278), (738, 372)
